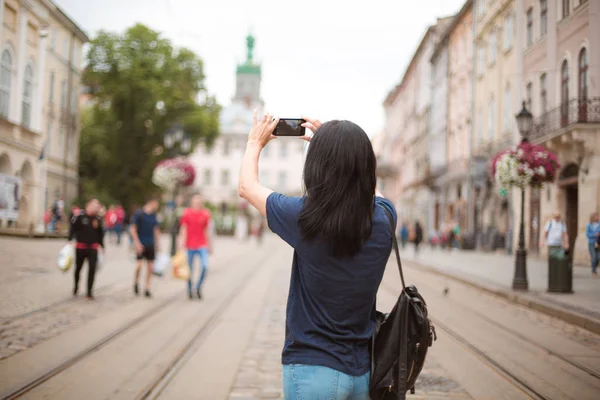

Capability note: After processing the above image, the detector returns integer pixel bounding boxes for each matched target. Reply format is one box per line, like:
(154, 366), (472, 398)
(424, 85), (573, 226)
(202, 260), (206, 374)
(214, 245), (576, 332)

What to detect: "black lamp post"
(164, 124), (191, 256)
(512, 101), (534, 290)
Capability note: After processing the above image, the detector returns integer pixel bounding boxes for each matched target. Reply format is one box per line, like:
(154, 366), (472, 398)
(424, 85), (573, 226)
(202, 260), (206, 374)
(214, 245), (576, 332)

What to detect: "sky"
(54, 0), (465, 136)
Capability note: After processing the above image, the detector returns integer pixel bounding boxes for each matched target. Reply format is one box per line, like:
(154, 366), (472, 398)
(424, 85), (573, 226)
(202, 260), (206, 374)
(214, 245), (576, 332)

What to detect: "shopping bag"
(171, 251), (190, 280)
(57, 244), (74, 272)
(153, 253), (170, 277)
(96, 251), (104, 273)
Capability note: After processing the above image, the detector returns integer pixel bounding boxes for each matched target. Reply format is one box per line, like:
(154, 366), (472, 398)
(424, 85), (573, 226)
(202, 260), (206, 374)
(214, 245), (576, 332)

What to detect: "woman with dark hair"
(239, 112), (396, 399)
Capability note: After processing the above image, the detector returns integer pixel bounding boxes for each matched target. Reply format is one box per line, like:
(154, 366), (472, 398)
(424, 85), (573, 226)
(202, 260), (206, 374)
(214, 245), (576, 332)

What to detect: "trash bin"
(547, 247), (573, 293)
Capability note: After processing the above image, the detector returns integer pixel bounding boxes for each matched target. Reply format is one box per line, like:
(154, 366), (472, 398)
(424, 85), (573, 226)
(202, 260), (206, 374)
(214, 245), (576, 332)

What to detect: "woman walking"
(239, 112), (395, 399)
(586, 212), (600, 277)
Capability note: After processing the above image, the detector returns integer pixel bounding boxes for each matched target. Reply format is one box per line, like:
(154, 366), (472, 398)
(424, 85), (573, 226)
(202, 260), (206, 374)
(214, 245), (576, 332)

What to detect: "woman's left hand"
(248, 110), (278, 148)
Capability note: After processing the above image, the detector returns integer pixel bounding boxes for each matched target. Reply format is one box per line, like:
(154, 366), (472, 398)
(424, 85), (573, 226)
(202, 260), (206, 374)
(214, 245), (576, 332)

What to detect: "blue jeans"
(588, 242), (599, 274)
(282, 364), (369, 400)
(187, 248), (209, 293)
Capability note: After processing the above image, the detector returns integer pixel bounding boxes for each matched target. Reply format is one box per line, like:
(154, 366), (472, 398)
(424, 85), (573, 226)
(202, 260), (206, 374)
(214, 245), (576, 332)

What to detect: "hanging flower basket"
(491, 142), (560, 189)
(152, 157), (196, 190)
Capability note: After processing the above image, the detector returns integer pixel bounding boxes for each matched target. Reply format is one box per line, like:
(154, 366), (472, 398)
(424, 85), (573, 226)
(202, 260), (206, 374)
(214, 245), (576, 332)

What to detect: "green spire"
(246, 33), (255, 62)
(237, 33), (261, 76)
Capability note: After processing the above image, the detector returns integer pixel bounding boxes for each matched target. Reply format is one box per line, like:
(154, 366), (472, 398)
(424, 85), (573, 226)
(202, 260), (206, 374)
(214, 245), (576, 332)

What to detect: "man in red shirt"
(178, 194), (212, 299)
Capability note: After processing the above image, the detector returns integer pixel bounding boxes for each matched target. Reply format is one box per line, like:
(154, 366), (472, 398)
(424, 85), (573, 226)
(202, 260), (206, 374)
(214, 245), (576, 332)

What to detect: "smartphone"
(273, 118), (306, 136)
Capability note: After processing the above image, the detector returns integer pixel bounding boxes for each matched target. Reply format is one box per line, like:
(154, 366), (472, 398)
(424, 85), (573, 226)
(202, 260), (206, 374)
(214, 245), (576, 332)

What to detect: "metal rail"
(1, 243), (253, 400)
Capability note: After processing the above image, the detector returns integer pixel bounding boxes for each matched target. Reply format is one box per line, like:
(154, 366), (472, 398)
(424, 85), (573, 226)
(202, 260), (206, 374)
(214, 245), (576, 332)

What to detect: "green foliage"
(79, 23), (220, 209)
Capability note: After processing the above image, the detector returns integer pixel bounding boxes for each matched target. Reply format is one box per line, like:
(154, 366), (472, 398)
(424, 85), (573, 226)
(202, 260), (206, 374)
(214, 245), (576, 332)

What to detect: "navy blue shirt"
(266, 193), (396, 376)
(133, 210), (158, 246)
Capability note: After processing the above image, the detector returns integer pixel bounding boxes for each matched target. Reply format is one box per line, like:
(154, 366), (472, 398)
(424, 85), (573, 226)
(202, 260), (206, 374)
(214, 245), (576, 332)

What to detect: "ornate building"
(0, 0), (88, 230)
(189, 35), (305, 208)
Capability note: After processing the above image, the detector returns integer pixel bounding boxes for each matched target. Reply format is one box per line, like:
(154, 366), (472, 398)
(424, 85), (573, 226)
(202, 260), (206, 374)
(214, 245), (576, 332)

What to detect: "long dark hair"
(298, 120), (377, 258)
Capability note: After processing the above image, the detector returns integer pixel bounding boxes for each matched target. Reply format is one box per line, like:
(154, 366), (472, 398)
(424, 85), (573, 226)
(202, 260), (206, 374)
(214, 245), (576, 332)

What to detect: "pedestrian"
(68, 198), (104, 300)
(256, 217), (266, 245)
(238, 114), (394, 399)
(543, 211), (569, 256)
(51, 196), (64, 232)
(399, 222), (409, 249)
(114, 205), (125, 245)
(130, 197), (161, 298)
(178, 194), (212, 299)
(413, 220), (423, 254)
(585, 212), (600, 277)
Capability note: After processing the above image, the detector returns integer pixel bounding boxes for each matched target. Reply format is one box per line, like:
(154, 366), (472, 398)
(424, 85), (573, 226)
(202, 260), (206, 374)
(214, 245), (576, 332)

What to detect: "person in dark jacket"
(413, 220), (423, 254)
(68, 198), (104, 300)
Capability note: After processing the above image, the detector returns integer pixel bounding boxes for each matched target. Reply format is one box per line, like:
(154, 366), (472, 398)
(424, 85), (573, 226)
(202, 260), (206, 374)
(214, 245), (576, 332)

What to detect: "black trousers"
(74, 248), (98, 296)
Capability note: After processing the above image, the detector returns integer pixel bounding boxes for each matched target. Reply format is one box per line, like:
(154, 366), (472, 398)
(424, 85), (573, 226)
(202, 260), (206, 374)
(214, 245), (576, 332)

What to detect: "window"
(60, 80), (67, 110)
(504, 14), (513, 51)
(561, 60), (569, 125)
(503, 86), (512, 132)
(526, 82), (533, 111)
(278, 171), (287, 189)
(562, 0), (570, 19)
(49, 72), (55, 102)
(489, 30), (497, 65)
(540, 0), (548, 36)
(50, 28), (56, 50)
(488, 98), (495, 139)
(21, 65), (34, 128)
(221, 169), (230, 186)
(63, 38), (68, 59)
(526, 8), (533, 46)
(222, 139), (230, 156)
(3, 4), (17, 31)
(58, 125), (64, 149)
(477, 109), (483, 143)
(27, 23), (38, 47)
(477, 45), (485, 75)
(540, 74), (547, 115)
(204, 143), (212, 155)
(72, 46), (79, 68)
(579, 48), (588, 100)
(204, 169), (211, 185)
(70, 88), (77, 115)
(46, 122), (52, 154)
(280, 142), (287, 158)
(0, 50), (12, 118)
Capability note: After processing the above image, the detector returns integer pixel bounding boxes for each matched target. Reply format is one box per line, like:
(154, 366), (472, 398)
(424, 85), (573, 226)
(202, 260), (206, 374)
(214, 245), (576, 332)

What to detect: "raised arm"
(238, 111), (277, 217)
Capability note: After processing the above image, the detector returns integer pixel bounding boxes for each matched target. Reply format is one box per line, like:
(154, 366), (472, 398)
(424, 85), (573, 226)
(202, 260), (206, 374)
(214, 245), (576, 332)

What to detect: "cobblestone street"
(1, 234), (599, 399)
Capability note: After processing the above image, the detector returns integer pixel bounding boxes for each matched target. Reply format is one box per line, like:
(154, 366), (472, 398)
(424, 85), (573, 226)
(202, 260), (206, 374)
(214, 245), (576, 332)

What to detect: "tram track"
(380, 281), (549, 400)
(133, 248), (279, 400)
(406, 265), (600, 380)
(1, 241), (256, 400)
(380, 259), (600, 400)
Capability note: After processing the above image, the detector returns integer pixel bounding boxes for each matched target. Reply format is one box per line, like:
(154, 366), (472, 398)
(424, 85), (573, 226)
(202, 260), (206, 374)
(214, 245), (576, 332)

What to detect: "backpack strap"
(381, 205), (406, 290)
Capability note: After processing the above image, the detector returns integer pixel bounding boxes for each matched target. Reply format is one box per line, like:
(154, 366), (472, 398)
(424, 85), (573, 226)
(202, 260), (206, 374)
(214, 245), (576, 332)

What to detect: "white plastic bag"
(57, 244), (75, 272)
(153, 253), (170, 277)
(96, 251), (104, 273)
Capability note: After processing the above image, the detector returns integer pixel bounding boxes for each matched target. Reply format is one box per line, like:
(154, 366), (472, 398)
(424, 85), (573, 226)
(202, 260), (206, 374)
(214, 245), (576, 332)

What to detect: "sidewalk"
(399, 246), (600, 334)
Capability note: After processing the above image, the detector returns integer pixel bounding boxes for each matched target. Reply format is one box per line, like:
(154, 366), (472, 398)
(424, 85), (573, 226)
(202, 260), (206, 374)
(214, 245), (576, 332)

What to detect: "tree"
(79, 23), (220, 208)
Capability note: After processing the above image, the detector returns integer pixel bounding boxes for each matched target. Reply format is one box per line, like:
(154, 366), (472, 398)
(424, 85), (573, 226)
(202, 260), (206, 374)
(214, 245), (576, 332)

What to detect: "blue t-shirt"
(133, 210), (158, 246)
(266, 193), (396, 376)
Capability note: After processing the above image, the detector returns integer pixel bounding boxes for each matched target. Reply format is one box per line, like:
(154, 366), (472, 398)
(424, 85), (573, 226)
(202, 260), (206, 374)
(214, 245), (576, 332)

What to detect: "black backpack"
(370, 208), (436, 400)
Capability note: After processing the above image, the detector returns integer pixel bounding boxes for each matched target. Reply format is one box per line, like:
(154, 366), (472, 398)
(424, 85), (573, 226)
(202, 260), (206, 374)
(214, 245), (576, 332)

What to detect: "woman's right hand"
(300, 117), (323, 142)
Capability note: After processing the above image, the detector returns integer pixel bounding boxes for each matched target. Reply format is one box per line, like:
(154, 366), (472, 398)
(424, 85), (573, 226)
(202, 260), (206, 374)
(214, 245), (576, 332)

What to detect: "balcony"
(530, 98), (600, 144)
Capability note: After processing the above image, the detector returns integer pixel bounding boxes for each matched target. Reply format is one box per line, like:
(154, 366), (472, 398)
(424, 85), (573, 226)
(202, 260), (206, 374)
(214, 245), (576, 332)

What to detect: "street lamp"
(512, 101), (533, 290)
(163, 125), (191, 255)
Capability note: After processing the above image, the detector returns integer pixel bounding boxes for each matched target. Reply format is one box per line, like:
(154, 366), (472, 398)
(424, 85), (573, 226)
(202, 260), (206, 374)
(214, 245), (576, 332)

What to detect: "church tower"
(233, 34), (262, 108)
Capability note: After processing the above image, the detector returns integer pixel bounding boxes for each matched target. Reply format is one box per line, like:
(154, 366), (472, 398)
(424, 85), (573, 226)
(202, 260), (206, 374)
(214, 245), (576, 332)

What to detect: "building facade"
(444, 0), (473, 235)
(189, 35), (305, 208)
(0, 0), (87, 229)
(470, 0), (520, 251)
(520, 0), (600, 264)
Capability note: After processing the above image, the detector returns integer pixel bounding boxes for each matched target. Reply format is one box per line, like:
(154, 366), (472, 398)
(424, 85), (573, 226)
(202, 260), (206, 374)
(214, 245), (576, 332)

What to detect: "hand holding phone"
(273, 118), (306, 136)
